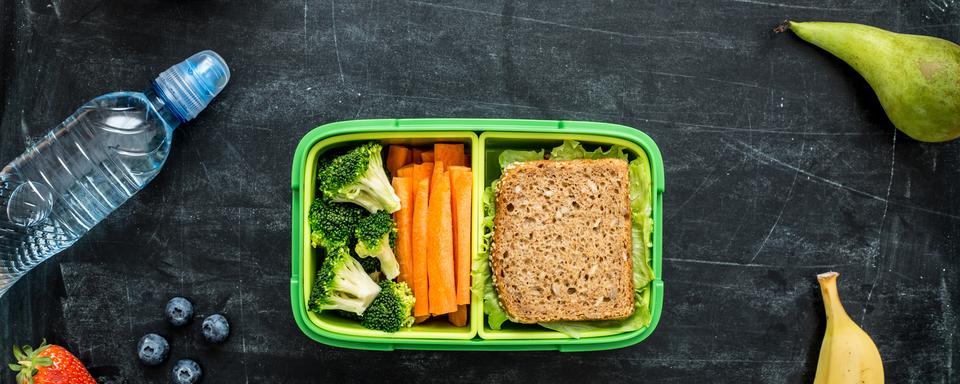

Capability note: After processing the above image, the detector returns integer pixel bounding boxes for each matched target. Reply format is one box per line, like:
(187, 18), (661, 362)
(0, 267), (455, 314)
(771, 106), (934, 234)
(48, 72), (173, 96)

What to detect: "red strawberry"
(8, 340), (95, 384)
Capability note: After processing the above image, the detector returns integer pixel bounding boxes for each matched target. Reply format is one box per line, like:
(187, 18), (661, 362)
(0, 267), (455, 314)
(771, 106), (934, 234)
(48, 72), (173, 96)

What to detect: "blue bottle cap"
(153, 50), (230, 122)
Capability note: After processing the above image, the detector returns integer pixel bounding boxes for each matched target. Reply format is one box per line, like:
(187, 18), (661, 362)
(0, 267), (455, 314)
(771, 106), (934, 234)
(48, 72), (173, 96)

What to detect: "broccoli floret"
(308, 198), (365, 249)
(361, 280), (416, 332)
(318, 142), (401, 214)
(354, 211), (400, 280)
(308, 247), (382, 315)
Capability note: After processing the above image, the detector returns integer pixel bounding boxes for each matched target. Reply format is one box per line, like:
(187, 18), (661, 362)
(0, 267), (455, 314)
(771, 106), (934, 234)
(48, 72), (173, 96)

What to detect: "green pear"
(786, 21), (960, 142)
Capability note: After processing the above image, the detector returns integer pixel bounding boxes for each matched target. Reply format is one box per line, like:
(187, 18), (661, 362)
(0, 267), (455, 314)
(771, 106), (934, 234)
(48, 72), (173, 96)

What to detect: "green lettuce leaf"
(498, 149), (545, 169)
(475, 180), (511, 329)
(549, 140), (629, 161)
(629, 155), (655, 288)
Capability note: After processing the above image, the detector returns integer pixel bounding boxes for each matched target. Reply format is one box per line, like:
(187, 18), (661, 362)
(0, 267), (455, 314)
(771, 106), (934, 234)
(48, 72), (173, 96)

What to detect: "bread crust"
(491, 158), (634, 323)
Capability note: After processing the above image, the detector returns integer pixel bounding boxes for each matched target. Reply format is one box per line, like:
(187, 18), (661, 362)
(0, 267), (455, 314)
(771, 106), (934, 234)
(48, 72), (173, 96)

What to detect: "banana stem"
(817, 272), (849, 320)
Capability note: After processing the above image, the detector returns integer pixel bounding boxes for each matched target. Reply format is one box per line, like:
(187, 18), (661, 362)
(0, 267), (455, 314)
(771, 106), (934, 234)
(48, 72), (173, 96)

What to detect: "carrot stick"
(411, 177), (431, 318)
(429, 161), (444, 198)
(421, 151), (435, 162)
(391, 177), (414, 285)
(397, 164), (414, 178)
(449, 168), (472, 305)
(427, 165), (456, 315)
(434, 143), (466, 167)
(414, 162), (434, 182)
(387, 145), (411, 175)
(425, 161), (444, 316)
(414, 316), (429, 324)
(437, 171), (457, 314)
(447, 305), (468, 327)
(413, 163), (434, 199)
(412, 148), (423, 164)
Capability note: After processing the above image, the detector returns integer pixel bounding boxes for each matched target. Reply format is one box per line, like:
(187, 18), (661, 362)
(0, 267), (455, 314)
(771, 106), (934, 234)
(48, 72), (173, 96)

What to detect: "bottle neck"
(144, 87), (184, 130)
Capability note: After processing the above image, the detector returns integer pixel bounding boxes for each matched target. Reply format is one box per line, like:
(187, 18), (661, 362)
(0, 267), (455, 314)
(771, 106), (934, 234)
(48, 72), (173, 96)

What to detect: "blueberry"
(171, 359), (202, 384)
(165, 297), (193, 326)
(136, 333), (169, 366)
(201, 314), (230, 343)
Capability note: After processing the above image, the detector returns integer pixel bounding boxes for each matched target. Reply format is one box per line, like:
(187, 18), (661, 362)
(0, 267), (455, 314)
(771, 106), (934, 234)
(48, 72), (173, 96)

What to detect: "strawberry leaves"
(10, 340), (54, 384)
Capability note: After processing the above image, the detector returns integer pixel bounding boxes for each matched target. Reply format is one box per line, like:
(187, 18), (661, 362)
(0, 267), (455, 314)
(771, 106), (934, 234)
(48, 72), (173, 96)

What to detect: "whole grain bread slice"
(491, 158), (634, 323)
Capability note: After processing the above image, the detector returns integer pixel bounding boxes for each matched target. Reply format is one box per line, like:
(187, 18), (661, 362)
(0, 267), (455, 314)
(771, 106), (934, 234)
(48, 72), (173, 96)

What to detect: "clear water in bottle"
(0, 51), (230, 296)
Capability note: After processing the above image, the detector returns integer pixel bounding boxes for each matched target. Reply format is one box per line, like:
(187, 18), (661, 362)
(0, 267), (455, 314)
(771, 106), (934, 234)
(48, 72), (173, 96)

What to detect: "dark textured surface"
(1, 0), (958, 382)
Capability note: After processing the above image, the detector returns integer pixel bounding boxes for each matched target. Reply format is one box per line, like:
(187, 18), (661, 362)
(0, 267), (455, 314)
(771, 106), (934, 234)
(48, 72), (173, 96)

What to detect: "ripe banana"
(814, 272), (884, 384)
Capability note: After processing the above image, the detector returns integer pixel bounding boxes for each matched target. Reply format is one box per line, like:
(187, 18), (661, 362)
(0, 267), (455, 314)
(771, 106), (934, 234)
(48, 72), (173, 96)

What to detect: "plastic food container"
(291, 119), (664, 351)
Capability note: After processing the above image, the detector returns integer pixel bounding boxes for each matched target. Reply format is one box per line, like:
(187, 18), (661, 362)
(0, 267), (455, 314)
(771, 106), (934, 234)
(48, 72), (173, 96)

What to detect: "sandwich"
(490, 158), (635, 323)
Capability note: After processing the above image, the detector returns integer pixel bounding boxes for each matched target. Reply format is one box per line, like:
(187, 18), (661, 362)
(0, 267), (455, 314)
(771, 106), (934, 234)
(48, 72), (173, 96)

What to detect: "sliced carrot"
(427, 166), (457, 315)
(421, 151), (435, 163)
(412, 161), (435, 317)
(434, 143), (466, 167)
(397, 164), (414, 178)
(414, 315), (430, 324)
(387, 145), (411, 175)
(447, 305), (468, 327)
(449, 167), (472, 305)
(391, 177), (414, 285)
(429, 161), (444, 197)
(414, 162), (434, 188)
(412, 148), (423, 164)
(425, 161), (444, 316)
(411, 177), (431, 318)
(437, 171), (457, 315)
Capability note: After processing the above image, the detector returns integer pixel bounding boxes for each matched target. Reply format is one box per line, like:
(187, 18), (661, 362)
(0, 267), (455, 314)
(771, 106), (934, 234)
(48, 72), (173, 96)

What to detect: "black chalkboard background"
(1, 0), (958, 382)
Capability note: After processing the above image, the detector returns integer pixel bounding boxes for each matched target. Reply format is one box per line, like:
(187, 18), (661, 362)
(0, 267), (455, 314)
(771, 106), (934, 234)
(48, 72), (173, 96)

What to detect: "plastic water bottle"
(0, 51), (230, 296)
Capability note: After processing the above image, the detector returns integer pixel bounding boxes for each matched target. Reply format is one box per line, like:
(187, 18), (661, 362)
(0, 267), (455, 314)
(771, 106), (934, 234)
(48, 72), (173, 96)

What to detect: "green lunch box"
(291, 119), (665, 351)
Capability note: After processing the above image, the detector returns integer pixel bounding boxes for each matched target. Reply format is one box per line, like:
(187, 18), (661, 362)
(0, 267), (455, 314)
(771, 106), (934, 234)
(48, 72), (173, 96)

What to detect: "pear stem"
(773, 20), (792, 34)
(817, 272), (849, 320)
